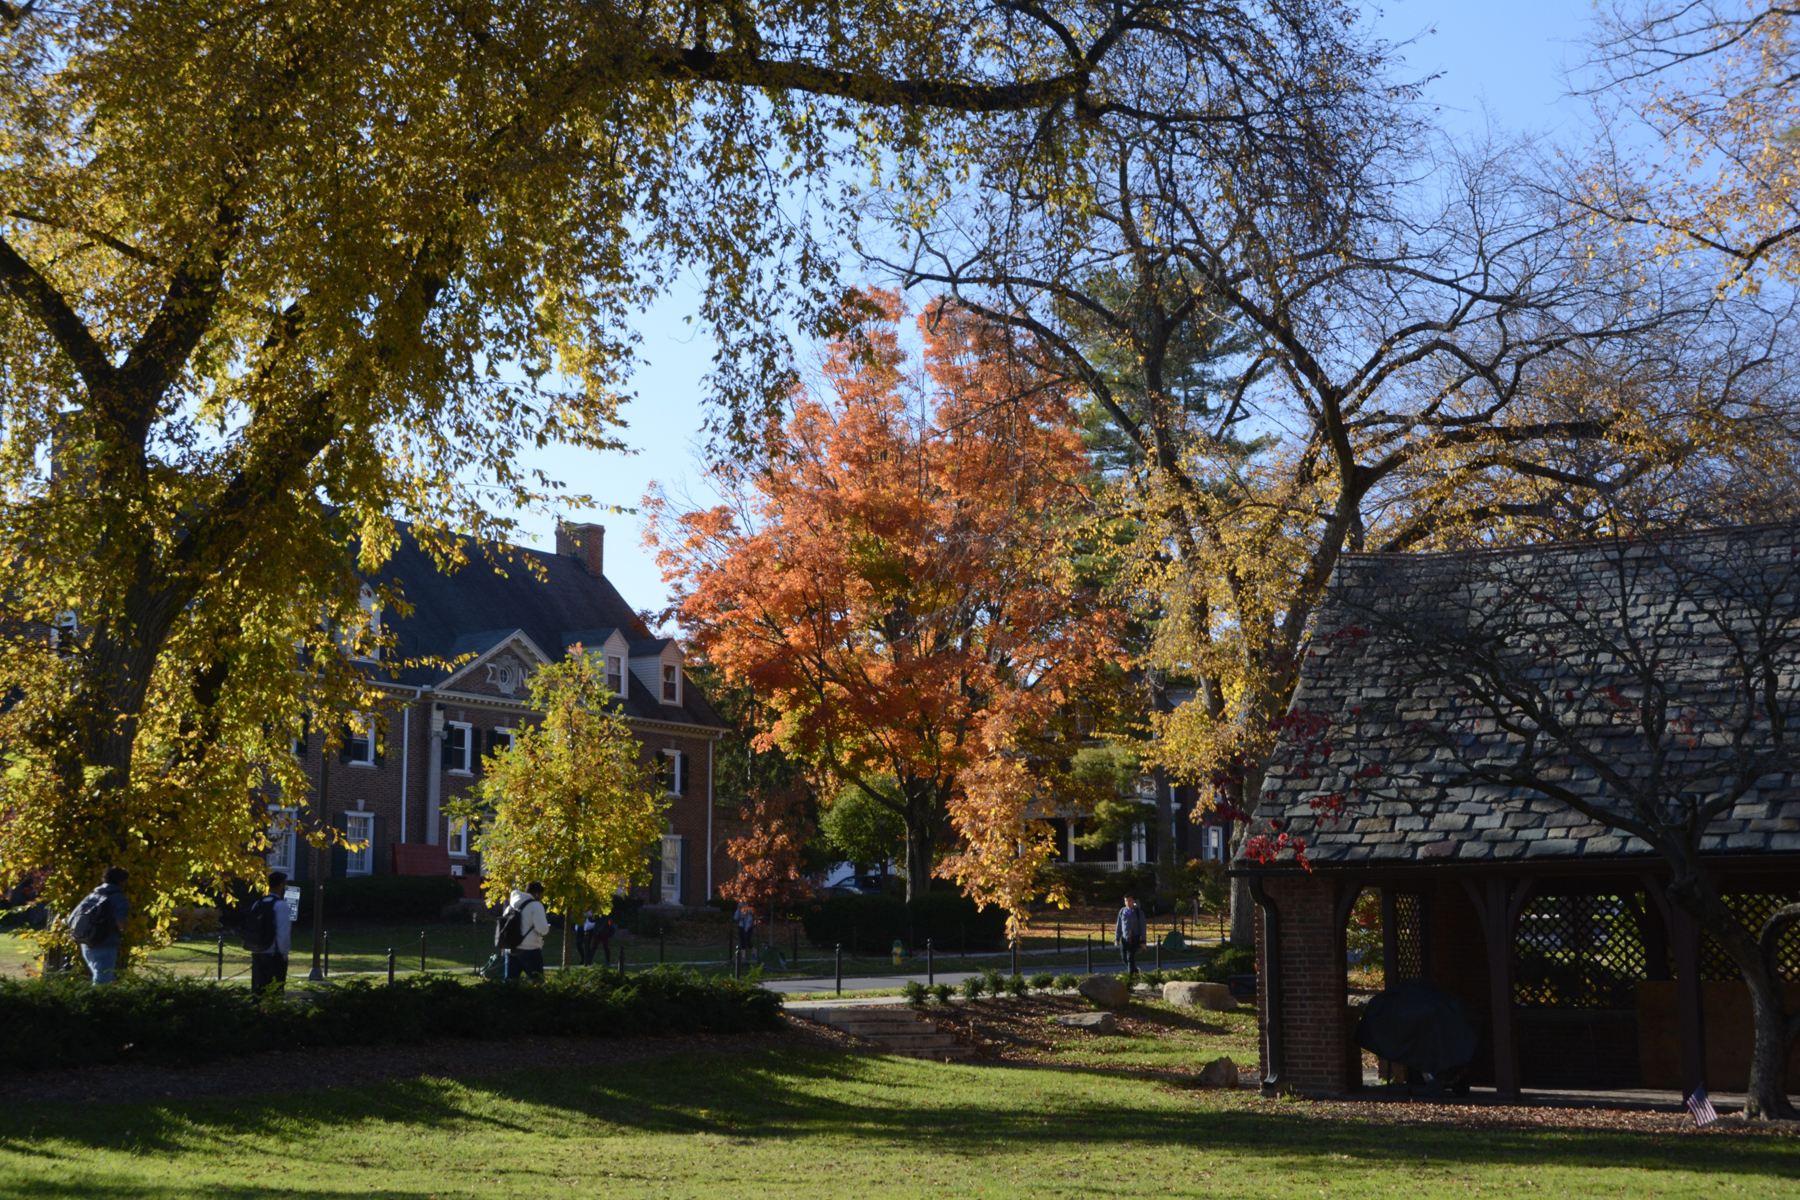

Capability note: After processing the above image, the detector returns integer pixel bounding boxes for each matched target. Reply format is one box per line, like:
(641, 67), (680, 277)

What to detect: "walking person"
(69, 867), (129, 984)
(576, 909), (600, 966)
(502, 882), (550, 983)
(1115, 893), (1147, 977)
(734, 902), (755, 957)
(594, 910), (617, 967)
(246, 871), (293, 996)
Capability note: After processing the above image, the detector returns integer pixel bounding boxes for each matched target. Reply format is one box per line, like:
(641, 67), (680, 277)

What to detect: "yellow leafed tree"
(460, 650), (665, 970)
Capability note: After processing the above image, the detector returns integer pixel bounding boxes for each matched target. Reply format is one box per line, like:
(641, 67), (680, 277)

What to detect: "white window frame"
(344, 811), (374, 876)
(661, 748), (684, 797)
(266, 807), (298, 874)
(660, 833), (683, 902)
(446, 721), (473, 775)
(660, 663), (680, 704)
(1204, 825), (1224, 862)
(605, 654), (625, 697)
(447, 815), (470, 858)
(488, 727), (515, 756)
(347, 712), (377, 767)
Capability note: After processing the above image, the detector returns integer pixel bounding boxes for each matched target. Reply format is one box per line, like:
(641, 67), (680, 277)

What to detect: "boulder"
(1077, 974), (1131, 1008)
(1197, 1056), (1239, 1088)
(1163, 980), (1239, 1012)
(1055, 1011), (1119, 1034)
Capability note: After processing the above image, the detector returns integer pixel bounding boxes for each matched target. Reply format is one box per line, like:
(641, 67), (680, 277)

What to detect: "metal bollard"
(216, 933), (225, 981)
(420, 930), (428, 974)
(1011, 939), (1020, 977)
(323, 930), (331, 978)
(835, 943), (842, 996)
(1085, 935), (1092, 975)
(387, 947), (396, 984)
(792, 924), (798, 964)
(1056, 924), (1061, 953)
(659, 926), (665, 963)
(927, 939), (934, 987)
(733, 945), (740, 981)
(1156, 938), (1162, 972)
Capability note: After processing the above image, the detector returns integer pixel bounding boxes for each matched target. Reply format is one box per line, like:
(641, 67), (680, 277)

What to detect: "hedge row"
(798, 892), (1009, 952)
(0, 967), (782, 1073)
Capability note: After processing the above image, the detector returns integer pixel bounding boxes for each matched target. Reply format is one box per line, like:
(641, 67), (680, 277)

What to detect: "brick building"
(1243, 526), (1800, 1100)
(270, 520), (729, 908)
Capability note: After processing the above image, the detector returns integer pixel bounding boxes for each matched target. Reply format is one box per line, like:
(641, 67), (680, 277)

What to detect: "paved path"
(763, 957), (1217, 996)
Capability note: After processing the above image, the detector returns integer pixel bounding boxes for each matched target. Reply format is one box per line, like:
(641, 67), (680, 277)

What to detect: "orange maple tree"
(718, 786), (823, 923)
(649, 291), (1123, 927)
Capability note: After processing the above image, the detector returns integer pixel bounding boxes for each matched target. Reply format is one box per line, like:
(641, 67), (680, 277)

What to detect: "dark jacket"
(93, 883), (128, 949)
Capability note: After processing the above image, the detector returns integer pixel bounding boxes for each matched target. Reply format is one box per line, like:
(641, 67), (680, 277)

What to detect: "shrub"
(1198, 945), (1255, 983)
(930, 983), (954, 1005)
(980, 966), (1004, 994)
(901, 980), (928, 1008)
(1002, 974), (1028, 999)
(959, 975), (984, 1001)
(1140, 970), (1165, 988)
(1052, 973), (1079, 991)
(798, 892), (1007, 953)
(1028, 973), (1054, 991)
(0, 967), (781, 1073)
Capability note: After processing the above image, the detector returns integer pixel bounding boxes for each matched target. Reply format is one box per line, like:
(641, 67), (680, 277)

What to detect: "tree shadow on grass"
(0, 1049), (1793, 1183)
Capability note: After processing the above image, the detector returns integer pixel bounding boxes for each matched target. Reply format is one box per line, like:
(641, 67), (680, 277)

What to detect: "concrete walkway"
(763, 957), (1216, 996)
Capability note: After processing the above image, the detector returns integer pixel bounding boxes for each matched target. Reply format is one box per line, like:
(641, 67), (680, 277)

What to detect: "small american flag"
(1686, 1086), (1719, 1128)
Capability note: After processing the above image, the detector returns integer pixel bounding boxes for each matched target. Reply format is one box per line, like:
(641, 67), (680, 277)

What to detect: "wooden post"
(1461, 876), (1533, 1099)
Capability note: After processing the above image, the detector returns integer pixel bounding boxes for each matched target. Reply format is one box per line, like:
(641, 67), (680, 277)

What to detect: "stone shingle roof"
(1250, 524), (1800, 869)
(370, 523), (723, 731)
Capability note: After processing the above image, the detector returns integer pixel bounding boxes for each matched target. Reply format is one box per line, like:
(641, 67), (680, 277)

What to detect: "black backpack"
(68, 889), (116, 947)
(241, 896), (278, 952)
(495, 901), (526, 950)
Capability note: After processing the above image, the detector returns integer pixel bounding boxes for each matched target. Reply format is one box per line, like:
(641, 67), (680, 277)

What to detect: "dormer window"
(661, 664), (680, 704)
(607, 654), (624, 696)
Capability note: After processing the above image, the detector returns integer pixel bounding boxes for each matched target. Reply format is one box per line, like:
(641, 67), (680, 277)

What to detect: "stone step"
(867, 1033), (959, 1049)
(833, 1019), (939, 1035)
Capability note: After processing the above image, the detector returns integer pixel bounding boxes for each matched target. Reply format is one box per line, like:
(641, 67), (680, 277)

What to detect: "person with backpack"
(246, 871), (293, 995)
(70, 867), (128, 984)
(734, 902), (755, 955)
(496, 881), (549, 982)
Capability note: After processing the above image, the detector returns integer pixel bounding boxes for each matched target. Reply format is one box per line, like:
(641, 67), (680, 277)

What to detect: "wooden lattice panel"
(1514, 893), (1648, 1009)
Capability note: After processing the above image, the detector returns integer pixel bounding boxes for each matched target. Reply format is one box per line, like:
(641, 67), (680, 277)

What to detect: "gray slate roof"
(1250, 524), (1800, 869)
(370, 523), (723, 730)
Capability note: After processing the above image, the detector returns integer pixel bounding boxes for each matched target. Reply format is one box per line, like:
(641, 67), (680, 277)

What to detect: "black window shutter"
(329, 813), (348, 878)
(678, 837), (689, 906)
(648, 844), (662, 901)
(338, 724), (353, 764)
(373, 716), (386, 767)
(472, 727), (484, 778)
(677, 751), (688, 796)
(373, 815), (389, 875)
(441, 728), (454, 771)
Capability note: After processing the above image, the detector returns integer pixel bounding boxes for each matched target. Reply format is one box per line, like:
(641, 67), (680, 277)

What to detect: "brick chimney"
(555, 521), (605, 578)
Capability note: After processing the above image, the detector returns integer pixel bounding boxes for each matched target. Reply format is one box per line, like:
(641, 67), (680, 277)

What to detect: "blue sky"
(506, 1), (1607, 620)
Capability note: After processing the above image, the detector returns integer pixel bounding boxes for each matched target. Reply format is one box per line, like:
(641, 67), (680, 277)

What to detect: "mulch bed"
(2, 1018), (865, 1108)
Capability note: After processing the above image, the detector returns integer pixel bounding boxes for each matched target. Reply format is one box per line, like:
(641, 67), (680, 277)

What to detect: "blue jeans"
(82, 943), (118, 984)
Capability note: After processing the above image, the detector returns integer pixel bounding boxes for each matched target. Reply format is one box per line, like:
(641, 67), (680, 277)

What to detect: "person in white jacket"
(505, 882), (551, 982)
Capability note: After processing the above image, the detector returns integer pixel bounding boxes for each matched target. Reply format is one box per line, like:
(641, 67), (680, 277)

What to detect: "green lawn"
(0, 1047), (1790, 1198)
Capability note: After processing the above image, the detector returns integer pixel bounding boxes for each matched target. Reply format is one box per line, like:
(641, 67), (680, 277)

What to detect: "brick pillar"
(1257, 874), (1351, 1094)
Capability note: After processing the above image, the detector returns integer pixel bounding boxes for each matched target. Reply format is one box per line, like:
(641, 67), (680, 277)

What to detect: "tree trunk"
(903, 818), (934, 901)
(1671, 880), (1797, 1120)
(1153, 768), (1175, 898)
